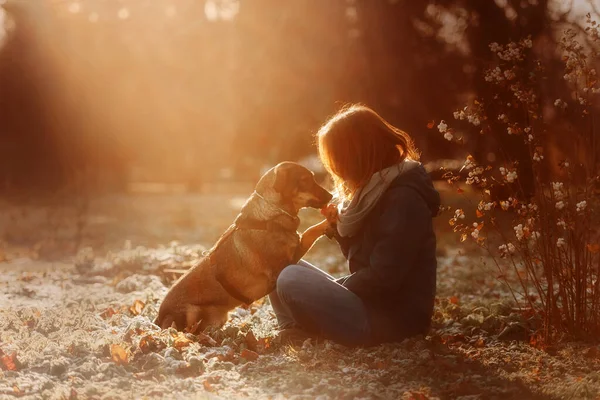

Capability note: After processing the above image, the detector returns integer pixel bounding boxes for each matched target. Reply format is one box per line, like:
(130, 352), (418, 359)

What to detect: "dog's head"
(258, 162), (332, 211)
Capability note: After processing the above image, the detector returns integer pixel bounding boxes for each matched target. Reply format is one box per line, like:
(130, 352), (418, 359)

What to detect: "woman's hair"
(317, 104), (419, 200)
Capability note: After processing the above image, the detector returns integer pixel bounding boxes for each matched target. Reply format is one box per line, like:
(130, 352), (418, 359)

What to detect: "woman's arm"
(341, 187), (432, 299)
(292, 219), (331, 262)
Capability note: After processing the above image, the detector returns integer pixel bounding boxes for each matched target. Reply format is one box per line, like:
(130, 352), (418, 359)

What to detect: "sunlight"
(204, 0), (239, 22)
(117, 7), (130, 20)
(67, 2), (80, 15)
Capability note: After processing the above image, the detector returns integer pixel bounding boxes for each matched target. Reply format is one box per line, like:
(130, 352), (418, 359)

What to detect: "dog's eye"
(299, 176), (311, 190)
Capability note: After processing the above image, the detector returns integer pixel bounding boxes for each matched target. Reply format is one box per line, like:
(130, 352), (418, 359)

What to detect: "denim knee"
(276, 264), (306, 300)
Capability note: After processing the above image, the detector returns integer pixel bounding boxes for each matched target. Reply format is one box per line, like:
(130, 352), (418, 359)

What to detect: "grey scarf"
(336, 159), (420, 238)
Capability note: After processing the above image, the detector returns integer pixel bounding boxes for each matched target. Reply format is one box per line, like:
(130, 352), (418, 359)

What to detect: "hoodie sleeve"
(341, 186), (432, 299)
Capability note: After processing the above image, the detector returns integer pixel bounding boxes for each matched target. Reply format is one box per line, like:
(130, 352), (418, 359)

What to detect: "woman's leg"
(269, 260), (371, 346)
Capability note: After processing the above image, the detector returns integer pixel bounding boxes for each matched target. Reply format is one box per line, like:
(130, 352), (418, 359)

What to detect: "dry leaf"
(196, 332), (217, 347)
(426, 120), (435, 129)
(240, 349), (259, 361)
(244, 331), (258, 352)
(449, 296), (459, 305)
(110, 344), (129, 365)
(172, 333), (193, 350)
(587, 244), (600, 254)
(100, 307), (117, 319)
(1, 350), (19, 371)
(203, 380), (215, 392)
(476, 209), (484, 218)
(139, 335), (159, 354)
(129, 300), (145, 316)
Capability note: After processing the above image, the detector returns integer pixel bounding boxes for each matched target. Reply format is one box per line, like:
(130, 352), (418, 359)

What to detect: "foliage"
(440, 17), (600, 343)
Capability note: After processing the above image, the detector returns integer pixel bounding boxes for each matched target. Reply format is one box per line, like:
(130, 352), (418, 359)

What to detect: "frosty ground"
(1, 188), (600, 399)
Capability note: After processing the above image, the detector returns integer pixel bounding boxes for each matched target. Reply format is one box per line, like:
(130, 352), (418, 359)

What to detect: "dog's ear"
(273, 164), (290, 195)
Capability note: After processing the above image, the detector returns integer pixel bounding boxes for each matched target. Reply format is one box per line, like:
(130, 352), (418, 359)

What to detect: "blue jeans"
(269, 260), (372, 346)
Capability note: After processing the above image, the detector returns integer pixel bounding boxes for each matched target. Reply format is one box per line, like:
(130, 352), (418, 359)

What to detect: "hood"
(388, 163), (441, 217)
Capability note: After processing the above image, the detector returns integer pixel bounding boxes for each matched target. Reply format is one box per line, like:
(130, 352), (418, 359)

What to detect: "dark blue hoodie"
(335, 164), (440, 343)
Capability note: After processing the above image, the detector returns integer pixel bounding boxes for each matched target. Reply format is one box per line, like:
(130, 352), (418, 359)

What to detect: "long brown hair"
(317, 104), (420, 200)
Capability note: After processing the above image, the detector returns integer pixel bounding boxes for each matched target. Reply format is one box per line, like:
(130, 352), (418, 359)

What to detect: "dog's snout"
(311, 185), (332, 207)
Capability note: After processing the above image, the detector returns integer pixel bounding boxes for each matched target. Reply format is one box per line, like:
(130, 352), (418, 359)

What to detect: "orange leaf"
(476, 210), (484, 218)
(240, 349), (259, 361)
(456, 188), (464, 194)
(426, 120), (435, 129)
(1, 351), (19, 371)
(460, 234), (467, 242)
(129, 300), (145, 316)
(449, 296), (459, 305)
(100, 307), (117, 319)
(110, 344), (129, 365)
(203, 380), (215, 392)
(139, 335), (158, 354)
(587, 244), (600, 254)
(172, 333), (193, 350)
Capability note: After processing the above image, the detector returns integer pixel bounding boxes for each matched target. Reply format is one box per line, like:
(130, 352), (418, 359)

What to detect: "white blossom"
(557, 219), (566, 229)
(555, 200), (565, 210)
(576, 200), (587, 212)
(454, 209), (465, 219)
(557, 238), (566, 248)
(437, 120), (448, 133)
(552, 182), (565, 200)
(514, 224), (525, 240)
(444, 132), (453, 141)
(554, 99), (568, 109)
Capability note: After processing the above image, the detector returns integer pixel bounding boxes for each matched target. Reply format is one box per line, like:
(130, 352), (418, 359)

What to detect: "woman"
(269, 105), (440, 347)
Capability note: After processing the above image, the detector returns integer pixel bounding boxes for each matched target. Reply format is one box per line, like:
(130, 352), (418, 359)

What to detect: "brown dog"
(154, 162), (333, 332)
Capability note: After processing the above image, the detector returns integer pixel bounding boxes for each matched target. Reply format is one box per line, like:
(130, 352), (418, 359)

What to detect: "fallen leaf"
(240, 349), (259, 361)
(100, 307), (117, 319)
(426, 120), (435, 129)
(587, 244), (600, 254)
(217, 348), (236, 362)
(139, 335), (160, 354)
(172, 333), (193, 350)
(129, 300), (145, 316)
(110, 344), (129, 365)
(203, 376), (221, 392)
(449, 296), (459, 305)
(196, 332), (217, 347)
(245, 331), (258, 352)
(1, 350), (19, 371)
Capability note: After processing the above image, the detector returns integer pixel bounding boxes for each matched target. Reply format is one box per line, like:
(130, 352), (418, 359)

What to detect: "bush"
(440, 17), (600, 343)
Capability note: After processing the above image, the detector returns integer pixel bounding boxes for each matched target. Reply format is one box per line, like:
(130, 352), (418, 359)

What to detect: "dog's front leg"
(292, 219), (331, 262)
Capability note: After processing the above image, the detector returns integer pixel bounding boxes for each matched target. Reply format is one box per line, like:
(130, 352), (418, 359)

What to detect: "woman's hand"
(294, 219), (334, 262)
(320, 204), (339, 238)
(320, 203), (339, 223)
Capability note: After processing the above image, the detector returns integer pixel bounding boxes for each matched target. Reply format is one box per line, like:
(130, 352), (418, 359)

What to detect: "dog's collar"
(252, 191), (298, 221)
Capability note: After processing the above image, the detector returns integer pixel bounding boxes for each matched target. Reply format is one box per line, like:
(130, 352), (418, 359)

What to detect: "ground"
(1, 186), (600, 400)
